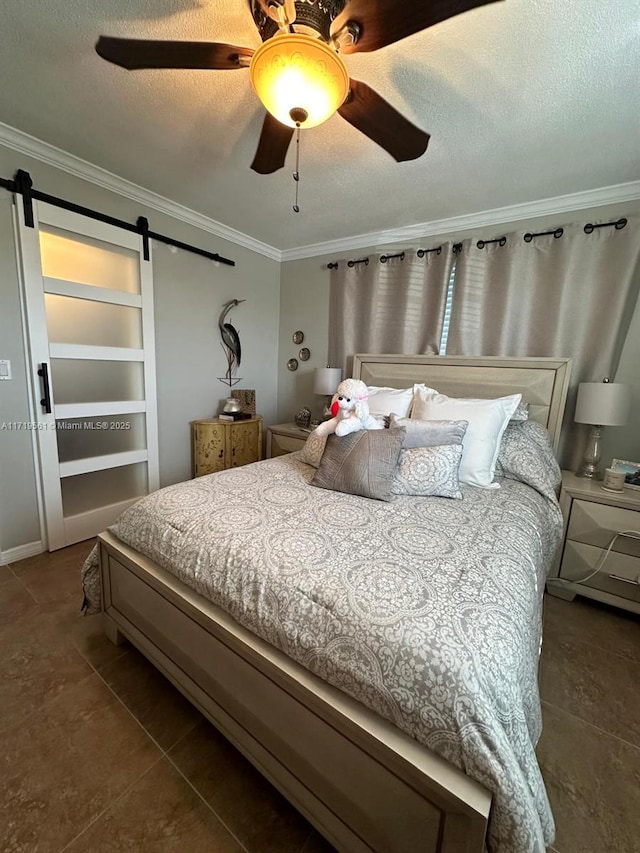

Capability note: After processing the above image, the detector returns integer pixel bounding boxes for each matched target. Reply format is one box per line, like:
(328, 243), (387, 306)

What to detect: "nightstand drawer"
(560, 540), (640, 602)
(567, 500), (640, 557)
(269, 432), (306, 457)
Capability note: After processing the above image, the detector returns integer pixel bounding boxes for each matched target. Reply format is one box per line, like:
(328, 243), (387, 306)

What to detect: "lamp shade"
(249, 34), (349, 129)
(313, 367), (342, 396)
(574, 382), (630, 426)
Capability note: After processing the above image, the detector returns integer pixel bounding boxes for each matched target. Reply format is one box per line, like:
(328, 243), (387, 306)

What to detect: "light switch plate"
(0, 359), (12, 380)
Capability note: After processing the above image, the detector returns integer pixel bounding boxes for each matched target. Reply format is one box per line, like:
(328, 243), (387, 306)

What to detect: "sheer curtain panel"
(446, 218), (640, 467)
(328, 246), (454, 374)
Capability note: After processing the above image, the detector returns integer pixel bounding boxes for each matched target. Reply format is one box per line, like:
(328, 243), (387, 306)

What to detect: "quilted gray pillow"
(495, 420), (561, 501)
(392, 445), (464, 499)
(389, 414), (468, 448)
(299, 430), (327, 468)
(510, 401), (530, 422)
(311, 428), (405, 501)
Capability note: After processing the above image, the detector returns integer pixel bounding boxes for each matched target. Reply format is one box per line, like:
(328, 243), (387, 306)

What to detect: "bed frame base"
(99, 531), (490, 853)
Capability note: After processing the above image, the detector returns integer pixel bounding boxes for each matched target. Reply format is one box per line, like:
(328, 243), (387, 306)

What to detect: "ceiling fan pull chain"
(293, 123), (301, 213)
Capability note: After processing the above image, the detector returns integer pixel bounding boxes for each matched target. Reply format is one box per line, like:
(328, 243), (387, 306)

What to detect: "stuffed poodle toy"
(314, 378), (384, 437)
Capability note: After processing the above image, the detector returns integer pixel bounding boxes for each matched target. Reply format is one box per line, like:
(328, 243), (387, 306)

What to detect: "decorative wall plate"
(287, 358), (299, 371)
(299, 347), (311, 361)
(292, 330), (304, 344)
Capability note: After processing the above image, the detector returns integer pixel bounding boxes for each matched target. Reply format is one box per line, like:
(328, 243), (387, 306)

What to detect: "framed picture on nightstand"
(611, 458), (640, 490)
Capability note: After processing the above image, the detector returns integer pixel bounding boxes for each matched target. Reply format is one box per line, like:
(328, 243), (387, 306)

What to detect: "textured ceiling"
(0, 0), (638, 251)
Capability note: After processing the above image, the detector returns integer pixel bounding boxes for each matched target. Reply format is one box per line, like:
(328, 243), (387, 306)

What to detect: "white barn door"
(16, 200), (159, 550)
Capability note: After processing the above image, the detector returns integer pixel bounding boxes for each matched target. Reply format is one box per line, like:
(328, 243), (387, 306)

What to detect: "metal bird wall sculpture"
(218, 299), (245, 387)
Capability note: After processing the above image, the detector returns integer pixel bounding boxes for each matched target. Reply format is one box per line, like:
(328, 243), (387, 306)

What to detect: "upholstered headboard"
(352, 354), (572, 452)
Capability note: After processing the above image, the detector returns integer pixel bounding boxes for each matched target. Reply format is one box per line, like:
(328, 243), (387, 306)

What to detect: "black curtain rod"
(326, 214), (631, 268)
(524, 227), (564, 242)
(1, 170), (235, 267)
(477, 236), (507, 249)
(584, 217), (627, 234)
(327, 250), (412, 270)
(327, 256), (372, 270)
(380, 251), (405, 263)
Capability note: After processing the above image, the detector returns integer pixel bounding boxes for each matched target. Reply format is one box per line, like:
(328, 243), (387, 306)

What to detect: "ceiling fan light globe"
(249, 34), (349, 129)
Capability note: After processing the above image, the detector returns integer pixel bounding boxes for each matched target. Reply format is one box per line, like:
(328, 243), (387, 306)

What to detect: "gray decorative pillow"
(495, 420), (561, 501)
(392, 445), (464, 499)
(510, 402), (530, 422)
(311, 428), (405, 501)
(389, 414), (468, 448)
(299, 430), (327, 468)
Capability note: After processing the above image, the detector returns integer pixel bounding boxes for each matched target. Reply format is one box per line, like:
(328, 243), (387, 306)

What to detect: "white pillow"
(411, 387), (521, 488)
(366, 385), (414, 418)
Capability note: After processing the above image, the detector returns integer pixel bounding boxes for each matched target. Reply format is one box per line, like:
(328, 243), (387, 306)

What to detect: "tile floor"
(2, 540), (639, 853)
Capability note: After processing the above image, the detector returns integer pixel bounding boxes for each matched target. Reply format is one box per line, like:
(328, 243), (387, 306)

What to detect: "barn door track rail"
(0, 169), (235, 267)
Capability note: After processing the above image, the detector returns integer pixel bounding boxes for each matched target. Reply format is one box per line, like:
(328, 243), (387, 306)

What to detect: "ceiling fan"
(96, 0), (500, 175)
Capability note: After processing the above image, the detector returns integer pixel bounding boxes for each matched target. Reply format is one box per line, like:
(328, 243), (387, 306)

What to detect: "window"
(439, 260), (457, 355)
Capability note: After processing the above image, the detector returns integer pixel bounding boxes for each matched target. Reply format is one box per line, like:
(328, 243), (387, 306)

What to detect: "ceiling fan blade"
(251, 113), (295, 174)
(338, 79), (429, 162)
(331, 0), (501, 54)
(95, 37), (254, 70)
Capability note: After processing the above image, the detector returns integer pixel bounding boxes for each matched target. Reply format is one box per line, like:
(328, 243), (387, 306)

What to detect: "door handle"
(37, 363), (52, 414)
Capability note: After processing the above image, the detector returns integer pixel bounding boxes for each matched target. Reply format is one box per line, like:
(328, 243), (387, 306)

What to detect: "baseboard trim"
(0, 540), (44, 566)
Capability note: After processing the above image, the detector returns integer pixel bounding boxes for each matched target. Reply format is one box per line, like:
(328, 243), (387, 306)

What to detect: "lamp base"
(575, 424), (605, 480)
(576, 464), (603, 480)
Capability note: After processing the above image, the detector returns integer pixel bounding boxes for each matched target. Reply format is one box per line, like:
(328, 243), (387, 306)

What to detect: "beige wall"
(0, 145), (280, 555)
(278, 201), (640, 467)
(1, 140), (637, 555)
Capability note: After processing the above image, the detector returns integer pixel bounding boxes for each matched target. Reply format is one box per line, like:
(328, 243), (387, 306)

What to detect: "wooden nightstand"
(547, 471), (640, 614)
(266, 423), (310, 458)
(192, 417), (262, 477)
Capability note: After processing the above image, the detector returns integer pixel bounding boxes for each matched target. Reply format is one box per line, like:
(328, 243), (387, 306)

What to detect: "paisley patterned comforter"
(83, 426), (562, 853)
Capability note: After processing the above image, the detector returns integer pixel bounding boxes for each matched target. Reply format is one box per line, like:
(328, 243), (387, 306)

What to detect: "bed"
(83, 355), (571, 853)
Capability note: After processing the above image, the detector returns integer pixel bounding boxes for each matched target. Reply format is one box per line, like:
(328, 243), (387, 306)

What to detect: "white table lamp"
(574, 379), (630, 479)
(313, 367), (342, 416)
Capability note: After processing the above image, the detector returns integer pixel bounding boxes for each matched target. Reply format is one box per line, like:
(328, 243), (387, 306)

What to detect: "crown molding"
(281, 180), (640, 261)
(2, 122), (638, 266)
(0, 122), (281, 261)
